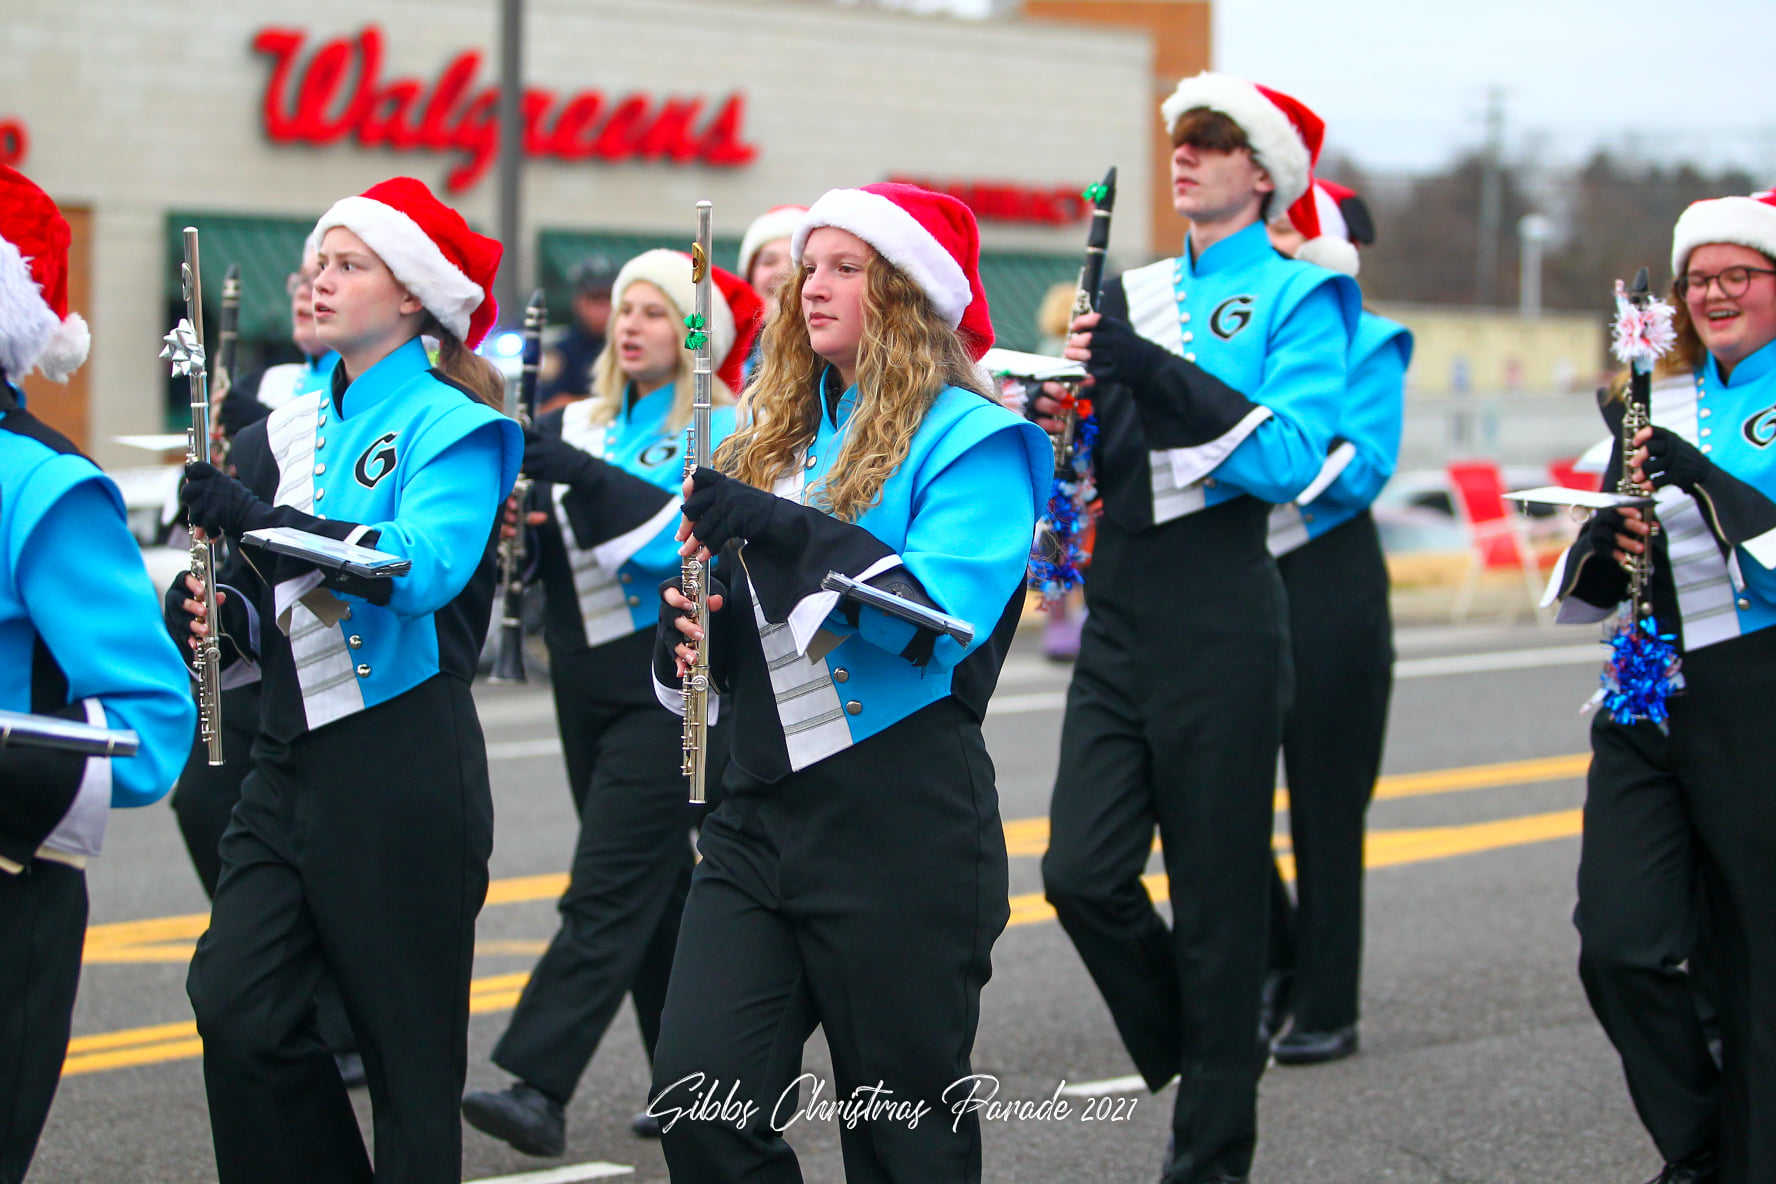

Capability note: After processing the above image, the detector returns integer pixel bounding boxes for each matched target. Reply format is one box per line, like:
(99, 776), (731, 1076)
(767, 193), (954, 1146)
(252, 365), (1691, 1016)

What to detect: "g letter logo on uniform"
(354, 432), (400, 488)
(1210, 296), (1255, 341)
(1743, 404), (1776, 449)
(638, 440), (681, 469)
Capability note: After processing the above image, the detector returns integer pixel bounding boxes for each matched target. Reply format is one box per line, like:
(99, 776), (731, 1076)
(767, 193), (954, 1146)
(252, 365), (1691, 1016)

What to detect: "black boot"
(1272, 1022), (1359, 1066)
(1649, 1147), (1719, 1184)
(461, 1081), (568, 1157)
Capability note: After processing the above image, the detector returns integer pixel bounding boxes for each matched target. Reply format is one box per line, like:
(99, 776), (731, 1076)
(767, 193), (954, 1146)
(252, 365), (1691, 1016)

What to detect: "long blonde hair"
(582, 282), (733, 432)
(715, 252), (992, 521)
(419, 314), (505, 408)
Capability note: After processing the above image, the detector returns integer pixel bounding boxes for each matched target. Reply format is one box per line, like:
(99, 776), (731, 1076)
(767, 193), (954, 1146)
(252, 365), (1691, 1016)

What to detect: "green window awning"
(164, 213), (314, 343)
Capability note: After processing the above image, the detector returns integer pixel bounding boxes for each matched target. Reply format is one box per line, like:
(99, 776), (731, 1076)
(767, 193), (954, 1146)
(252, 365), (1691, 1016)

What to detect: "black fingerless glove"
(652, 572), (728, 690)
(162, 571), (250, 669)
(1640, 427), (1712, 493)
(681, 467), (787, 553)
(1084, 314), (1177, 390)
(522, 425), (611, 490)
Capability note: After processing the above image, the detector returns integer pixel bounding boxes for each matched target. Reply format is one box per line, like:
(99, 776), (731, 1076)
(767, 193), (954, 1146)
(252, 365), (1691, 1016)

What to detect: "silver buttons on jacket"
(348, 635), (363, 649)
(355, 664), (371, 677)
(833, 668), (849, 683)
(845, 700), (861, 715)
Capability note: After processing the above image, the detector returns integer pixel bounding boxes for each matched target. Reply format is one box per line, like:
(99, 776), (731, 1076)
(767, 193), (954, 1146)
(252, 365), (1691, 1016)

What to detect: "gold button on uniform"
(845, 700), (861, 715)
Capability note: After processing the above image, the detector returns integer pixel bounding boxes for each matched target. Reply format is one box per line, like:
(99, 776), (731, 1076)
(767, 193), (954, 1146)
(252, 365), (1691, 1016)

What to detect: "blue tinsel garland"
(1600, 615), (1683, 727)
(1029, 414), (1098, 603)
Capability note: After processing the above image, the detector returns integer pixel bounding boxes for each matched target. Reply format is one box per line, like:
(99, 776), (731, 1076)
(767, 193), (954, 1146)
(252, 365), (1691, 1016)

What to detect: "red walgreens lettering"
(0, 119), (26, 168)
(889, 176), (1088, 226)
(252, 25), (758, 192)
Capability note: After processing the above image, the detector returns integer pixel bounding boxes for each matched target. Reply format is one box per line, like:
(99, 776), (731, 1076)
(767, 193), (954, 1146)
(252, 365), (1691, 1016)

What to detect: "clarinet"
(212, 264), (240, 467)
(489, 290), (547, 684)
(160, 227), (224, 766)
(680, 202), (715, 805)
(1052, 166), (1117, 478)
(1618, 268), (1657, 620)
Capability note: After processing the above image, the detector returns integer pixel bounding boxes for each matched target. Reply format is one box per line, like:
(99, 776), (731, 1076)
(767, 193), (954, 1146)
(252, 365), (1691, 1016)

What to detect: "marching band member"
(738, 205), (807, 301)
(1550, 190), (1776, 1184)
(1035, 75), (1358, 1184)
(169, 237), (365, 1085)
(539, 255), (617, 412)
(653, 184), (1050, 1182)
(166, 176), (520, 1184)
(1263, 179), (1410, 1065)
(0, 165), (194, 1183)
(462, 251), (762, 1156)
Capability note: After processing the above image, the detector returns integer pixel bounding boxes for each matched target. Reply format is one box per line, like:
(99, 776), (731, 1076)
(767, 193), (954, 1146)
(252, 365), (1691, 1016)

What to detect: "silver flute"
(160, 227), (224, 766)
(0, 708), (139, 757)
(680, 202), (715, 804)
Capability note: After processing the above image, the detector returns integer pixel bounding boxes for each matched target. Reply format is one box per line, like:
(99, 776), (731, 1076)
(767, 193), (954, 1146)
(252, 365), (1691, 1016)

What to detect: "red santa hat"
(1287, 178), (1377, 278)
(0, 165), (90, 383)
(610, 249), (765, 392)
(1671, 189), (1776, 277)
(1160, 72), (1324, 221)
(739, 205), (808, 287)
(790, 182), (994, 360)
(310, 176), (502, 348)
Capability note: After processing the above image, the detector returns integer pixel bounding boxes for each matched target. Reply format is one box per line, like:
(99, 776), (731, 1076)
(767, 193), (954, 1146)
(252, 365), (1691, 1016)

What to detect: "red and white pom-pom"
(1611, 278), (1677, 366)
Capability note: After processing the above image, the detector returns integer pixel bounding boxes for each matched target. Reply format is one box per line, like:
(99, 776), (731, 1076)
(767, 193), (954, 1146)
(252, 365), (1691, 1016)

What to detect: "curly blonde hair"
(714, 251), (992, 521)
(582, 280), (733, 432)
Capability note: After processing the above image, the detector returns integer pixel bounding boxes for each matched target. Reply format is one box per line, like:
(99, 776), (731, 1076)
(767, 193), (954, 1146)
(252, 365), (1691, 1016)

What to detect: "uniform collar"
(308, 351), (339, 376)
(820, 366), (859, 431)
(622, 381), (675, 427)
(1708, 336), (1776, 388)
(1183, 220), (1273, 278)
(331, 336), (430, 419)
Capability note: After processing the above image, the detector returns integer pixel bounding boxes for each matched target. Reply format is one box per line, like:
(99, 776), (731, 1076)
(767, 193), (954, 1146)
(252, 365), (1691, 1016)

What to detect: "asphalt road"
(28, 619), (1666, 1184)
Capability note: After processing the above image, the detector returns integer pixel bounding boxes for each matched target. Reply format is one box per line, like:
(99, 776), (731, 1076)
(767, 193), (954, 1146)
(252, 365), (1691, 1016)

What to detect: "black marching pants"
(0, 861), (85, 1184)
(1268, 511), (1394, 1031)
(1042, 499), (1290, 1184)
(172, 681), (357, 1056)
(186, 675), (493, 1184)
(1577, 626), (1776, 1184)
(652, 698), (1009, 1184)
(490, 649), (712, 1103)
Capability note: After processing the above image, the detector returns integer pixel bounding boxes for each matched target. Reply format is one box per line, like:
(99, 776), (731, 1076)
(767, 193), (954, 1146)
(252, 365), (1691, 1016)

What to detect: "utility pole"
(495, 0), (524, 331)
(1475, 87), (1505, 308)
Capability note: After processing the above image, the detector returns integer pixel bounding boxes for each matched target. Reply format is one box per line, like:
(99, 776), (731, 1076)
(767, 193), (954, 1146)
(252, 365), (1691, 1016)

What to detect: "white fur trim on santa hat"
(791, 189), (972, 329)
(1160, 73), (1311, 215)
(739, 206), (807, 282)
(1296, 236), (1360, 278)
(1670, 195), (1776, 276)
(0, 235), (79, 382)
(612, 248), (737, 367)
(312, 195), (484, 341)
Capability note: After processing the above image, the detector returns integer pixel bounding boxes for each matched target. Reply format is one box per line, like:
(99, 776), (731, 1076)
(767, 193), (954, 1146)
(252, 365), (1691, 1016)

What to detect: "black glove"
(163, 571), (249, 668)
(1082, 314), (1176, 390)
(653, 572), (728, 689)
(217, 392), (272, 439)
(179, 461), (274, 539)
(682, 467), (785, 554)
(522, 425), (608, 490)
(1639, 427), (1712, 493)
(1584, 507), (1635, 563)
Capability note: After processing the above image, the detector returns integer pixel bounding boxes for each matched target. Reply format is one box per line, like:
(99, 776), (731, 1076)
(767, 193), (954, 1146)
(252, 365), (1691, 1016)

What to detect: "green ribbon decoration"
(683, 312), (708, 349)
(1082, 182), (1108, 204)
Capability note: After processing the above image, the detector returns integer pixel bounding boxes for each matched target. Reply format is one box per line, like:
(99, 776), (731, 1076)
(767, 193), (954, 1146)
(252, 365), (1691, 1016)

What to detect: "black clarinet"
(489, 290), (547, 684)
(212, 264), (240, 466)
(1052, 166), (1116, 479)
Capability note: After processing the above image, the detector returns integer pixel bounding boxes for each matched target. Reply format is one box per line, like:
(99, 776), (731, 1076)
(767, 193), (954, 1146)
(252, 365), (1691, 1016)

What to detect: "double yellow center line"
(65, 750), (1591, 1079)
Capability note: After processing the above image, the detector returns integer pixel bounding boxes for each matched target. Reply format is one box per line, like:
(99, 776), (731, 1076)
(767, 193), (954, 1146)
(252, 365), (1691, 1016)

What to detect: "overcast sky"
(862, 0), (1776, 178)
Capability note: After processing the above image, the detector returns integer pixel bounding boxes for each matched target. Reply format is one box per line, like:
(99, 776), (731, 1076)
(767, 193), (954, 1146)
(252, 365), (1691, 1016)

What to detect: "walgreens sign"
(252, 26), (758, 193)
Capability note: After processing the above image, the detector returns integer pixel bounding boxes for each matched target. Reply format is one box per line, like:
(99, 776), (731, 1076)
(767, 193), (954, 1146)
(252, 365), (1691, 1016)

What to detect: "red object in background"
(887, 176), (1091, 225)
(1547, 456), (1597, 493)
(0, 120), (26, 168)
(1447, 459), (1546, 570)
(252, 26), (758, 193)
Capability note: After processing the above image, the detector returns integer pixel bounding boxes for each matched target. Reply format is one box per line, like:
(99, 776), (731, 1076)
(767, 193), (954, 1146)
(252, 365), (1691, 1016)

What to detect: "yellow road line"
(62, 804), (1586, 1079)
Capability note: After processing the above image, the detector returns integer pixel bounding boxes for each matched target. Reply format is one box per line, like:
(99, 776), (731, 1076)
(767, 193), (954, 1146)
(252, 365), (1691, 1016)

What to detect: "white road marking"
(1057, 1074), (1147, 1097)
(465, 1162), (634, 1183)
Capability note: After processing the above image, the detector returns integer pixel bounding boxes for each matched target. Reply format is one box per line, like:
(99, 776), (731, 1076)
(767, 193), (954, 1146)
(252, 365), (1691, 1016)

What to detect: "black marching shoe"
(1649, 1148), (1719, 1184)
(1272, 1023), (1359, 1066)
(461, 1082), (567, 1158)
(1159, 1136), (1248, 1184)
(630, 1109), (662, 1138)
(1258, 969), (1294, 1044)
